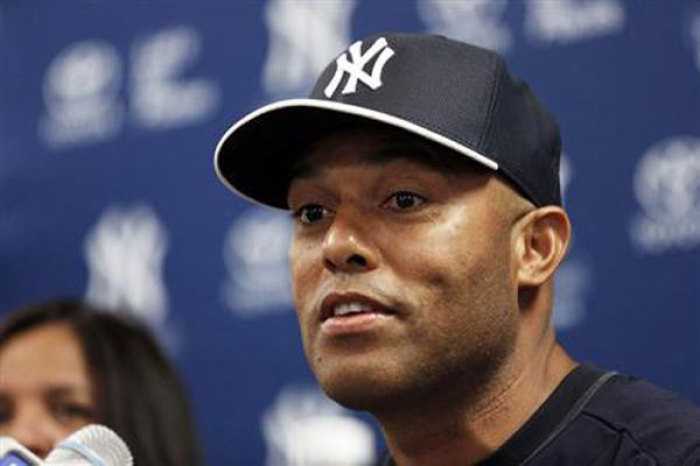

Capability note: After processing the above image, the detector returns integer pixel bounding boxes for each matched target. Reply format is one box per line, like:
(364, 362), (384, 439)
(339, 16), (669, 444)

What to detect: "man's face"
(288, 129), (525, 411)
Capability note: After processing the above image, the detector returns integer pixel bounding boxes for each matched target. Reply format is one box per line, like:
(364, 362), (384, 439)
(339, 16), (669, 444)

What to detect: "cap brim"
(214, 99), (499, 209)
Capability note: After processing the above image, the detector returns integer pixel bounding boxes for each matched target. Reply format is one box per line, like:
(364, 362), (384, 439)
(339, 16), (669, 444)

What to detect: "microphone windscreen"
(0, 436), (42, 466)
(44, 425), (133, 466)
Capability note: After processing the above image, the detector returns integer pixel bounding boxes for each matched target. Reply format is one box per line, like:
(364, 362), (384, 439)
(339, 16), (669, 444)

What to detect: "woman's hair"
(0, 299), (202, 466)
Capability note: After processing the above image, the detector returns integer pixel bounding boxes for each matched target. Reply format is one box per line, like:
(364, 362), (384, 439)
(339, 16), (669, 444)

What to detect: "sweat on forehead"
(290, 123), (489, 181)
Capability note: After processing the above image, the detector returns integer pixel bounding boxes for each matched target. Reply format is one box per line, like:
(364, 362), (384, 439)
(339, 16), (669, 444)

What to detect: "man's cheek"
(290, 248), (313, 292)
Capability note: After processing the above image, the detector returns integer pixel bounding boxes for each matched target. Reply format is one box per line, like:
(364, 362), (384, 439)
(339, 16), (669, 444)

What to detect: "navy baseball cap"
(215, 32), (562, 208)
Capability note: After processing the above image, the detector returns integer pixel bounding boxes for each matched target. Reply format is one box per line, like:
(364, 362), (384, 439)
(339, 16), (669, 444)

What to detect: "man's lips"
(319, 292), (398, 323)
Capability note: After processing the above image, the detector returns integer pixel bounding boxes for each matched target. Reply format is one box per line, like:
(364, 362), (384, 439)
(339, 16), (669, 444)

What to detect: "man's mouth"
(333, 301), (374, 317)
(319, 292), (397, 325)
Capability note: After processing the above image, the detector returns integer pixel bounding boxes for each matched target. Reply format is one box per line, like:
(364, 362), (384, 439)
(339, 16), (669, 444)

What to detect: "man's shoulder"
(584, 371), (700, 435)
(576, 370), (700, 463)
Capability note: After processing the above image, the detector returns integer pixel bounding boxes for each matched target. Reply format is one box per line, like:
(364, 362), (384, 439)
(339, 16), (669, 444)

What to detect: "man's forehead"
(291, 126), (485, 180)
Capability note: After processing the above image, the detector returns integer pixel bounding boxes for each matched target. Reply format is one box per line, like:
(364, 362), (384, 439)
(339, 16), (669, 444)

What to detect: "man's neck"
(377, 333), (576, 466)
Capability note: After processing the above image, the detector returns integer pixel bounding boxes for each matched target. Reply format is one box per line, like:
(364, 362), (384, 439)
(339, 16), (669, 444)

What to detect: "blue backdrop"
(2, 1), (700, 464)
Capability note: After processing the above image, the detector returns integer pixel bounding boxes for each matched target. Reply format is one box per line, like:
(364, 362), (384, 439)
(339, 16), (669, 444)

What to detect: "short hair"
(0, 299), (202, 466)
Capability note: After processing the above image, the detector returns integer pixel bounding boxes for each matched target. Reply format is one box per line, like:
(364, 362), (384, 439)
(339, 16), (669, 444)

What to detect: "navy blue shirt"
(383, 364), (700, 465)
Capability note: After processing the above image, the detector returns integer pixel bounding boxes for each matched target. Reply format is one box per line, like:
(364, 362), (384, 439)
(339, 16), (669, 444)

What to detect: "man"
(214, 33), (700, 464)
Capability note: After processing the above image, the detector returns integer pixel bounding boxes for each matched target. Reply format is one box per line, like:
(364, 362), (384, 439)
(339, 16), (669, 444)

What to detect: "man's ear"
(515, 206), (571, 287)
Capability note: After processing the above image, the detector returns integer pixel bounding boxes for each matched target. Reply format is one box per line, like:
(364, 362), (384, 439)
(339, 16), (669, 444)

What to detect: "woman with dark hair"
(0, 299), (202, 465)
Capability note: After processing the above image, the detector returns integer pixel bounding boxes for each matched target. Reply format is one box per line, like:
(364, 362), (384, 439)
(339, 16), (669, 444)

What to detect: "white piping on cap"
(214, 98), (499, 208)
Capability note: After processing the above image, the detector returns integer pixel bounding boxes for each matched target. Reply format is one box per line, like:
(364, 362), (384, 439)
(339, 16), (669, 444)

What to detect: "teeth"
(333, 302), (372, 316)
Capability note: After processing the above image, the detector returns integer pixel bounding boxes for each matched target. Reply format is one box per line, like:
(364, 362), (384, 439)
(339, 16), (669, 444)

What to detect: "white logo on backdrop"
(262, 386), (376, 466)
(324, 37), (395, 98)
(84, 205), (169, 327)
(39, 40), (124, 148)
(418, 0), (512, 53)
(691, 12), (700, 73)
(631, 137), (700, 253)
(553, 260), (591, 330)
(525, 0), (625, 43)
(560, 153), (573, 200)
(222, 208), (293, 317)
(39, 26), (218, 149)
(263, 0), (356, 96)
(554, 154), (590, 330)
(130, 26), (219, 129)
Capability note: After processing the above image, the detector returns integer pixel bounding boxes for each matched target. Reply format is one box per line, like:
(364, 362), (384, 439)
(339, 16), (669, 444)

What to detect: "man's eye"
(384, 191), (425, 211)
(294, 204), (327, 224)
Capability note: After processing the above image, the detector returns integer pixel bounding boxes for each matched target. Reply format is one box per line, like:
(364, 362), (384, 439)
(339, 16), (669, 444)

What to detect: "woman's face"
(0, 322), (98, 458)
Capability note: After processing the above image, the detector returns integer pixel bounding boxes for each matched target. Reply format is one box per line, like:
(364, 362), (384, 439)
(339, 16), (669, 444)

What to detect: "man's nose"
(6, 406), (63, 459)
(322, 209), (378, 273)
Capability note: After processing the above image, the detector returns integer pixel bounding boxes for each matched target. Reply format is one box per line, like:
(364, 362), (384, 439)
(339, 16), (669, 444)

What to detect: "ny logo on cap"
(324, 37), (395, 98)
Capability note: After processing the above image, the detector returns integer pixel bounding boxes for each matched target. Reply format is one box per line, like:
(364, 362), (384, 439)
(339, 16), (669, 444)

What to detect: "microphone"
(44, 425), (133, 466)
(0, 425), (132, 466)
(0, 437), (42, 466)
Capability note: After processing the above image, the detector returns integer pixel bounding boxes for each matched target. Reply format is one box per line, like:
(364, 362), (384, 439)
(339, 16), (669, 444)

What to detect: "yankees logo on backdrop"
(324, 37), (395, 97)
(84, 204), (169, 327)
(263, 0), (355, 96)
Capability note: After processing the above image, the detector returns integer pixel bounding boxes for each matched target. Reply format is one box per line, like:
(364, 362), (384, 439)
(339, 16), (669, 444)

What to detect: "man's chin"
(320, 379), (394, 412)
(315, 364), (411, 412)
